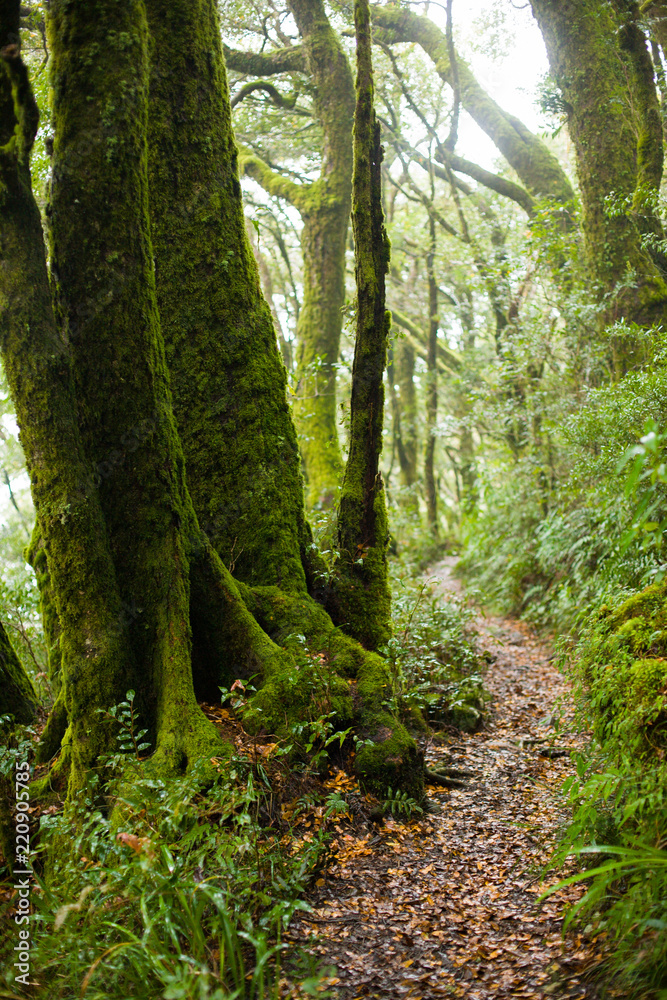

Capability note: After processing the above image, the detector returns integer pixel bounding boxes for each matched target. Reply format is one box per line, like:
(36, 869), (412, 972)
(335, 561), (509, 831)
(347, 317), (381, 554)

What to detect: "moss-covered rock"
(572, 579), (667, 757)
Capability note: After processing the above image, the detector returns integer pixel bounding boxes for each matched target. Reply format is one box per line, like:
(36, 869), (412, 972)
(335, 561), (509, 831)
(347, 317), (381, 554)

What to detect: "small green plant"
(97, 688), (151, 760)
(380, 567), (485, 727)
(617, 418), (667, 582)
(381, 787), (423, 819)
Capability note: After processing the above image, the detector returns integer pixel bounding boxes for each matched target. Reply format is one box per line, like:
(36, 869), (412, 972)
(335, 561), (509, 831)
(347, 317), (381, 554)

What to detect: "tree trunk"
(144, 0), (312, 595)
(285, 0), (356, 509)
(293, 202), (349, 508)
(231, 0), (355, 509)
(0, 620), (37, 725)
(393, 337), (419, 491)
(331, 0), (392, 652)
(0, 21), (135, 793)
(530, 0), (667, 351)
(45, 0), (224, 787)
(424, 217), (440, 538)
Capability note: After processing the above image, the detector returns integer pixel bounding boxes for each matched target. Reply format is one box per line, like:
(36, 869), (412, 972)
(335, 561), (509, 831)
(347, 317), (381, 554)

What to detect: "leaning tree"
(531, 0), (667, 368)
(0, 0), (421, 809)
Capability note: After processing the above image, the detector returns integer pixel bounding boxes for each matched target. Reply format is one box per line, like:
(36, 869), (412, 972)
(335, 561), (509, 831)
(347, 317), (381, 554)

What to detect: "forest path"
(286, 559), (605, 1000)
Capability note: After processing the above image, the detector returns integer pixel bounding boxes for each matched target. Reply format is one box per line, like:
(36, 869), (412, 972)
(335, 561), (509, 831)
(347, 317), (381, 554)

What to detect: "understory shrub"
(0, 741), (327, 999)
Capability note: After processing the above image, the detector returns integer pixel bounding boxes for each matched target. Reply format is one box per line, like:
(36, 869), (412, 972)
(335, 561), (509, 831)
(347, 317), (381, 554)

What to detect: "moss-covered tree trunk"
(281, 0), (355, 510)
(293, 198), (350, 509)
(387, 336), (419, 493)
(424, 216), (440, 538)
(0, 14), (135, 792)
(329, 0), (392, 652)
(0, 620), (37, 725)
(43, 0), (227, 788)
(530, 0), (667, 352)
(143, 0), (311, 596)
(230, 0), (355, 509)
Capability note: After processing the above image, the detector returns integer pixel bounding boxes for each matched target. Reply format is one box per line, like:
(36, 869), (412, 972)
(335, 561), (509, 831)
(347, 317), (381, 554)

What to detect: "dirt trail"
(287, 560), (602, 999)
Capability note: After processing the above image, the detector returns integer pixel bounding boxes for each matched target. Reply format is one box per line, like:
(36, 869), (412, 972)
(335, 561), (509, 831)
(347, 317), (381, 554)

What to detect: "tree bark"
(233, 0), (355, 508)
(0, 620), (37, 725)
(394, 338), (419, 490)
(0, 20), (134, 792)
(45, 0), (223, 785)
(424, 216), (440, 538)
(530, 0), (667, 351)
(144, 0), (311, 595)
(331, 0), (392, 652)
(0, 0), (424, 807)
(286, 0), (356, 509)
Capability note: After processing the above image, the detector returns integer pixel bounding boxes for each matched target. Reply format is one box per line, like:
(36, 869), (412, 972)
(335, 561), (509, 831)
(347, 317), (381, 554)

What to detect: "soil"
(283, 559), (609, 1000)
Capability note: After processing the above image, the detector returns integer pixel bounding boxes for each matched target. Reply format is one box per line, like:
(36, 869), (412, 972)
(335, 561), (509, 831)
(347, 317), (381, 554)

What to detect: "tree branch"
(237, 144), (307, 210)
(231, 80), (299, 109)
(383, 125), (535, 216)
(391, 308), (461, 372)
(223, 43), (306, 76)
(372, 4), (573, 206)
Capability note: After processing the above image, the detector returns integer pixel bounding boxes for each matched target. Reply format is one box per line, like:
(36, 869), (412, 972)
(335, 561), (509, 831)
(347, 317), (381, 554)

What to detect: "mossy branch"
(0, 618), (38, 724)
(391, 308), (461, 373)
(230, 80), (300, 110)
(223, 43), (306, 76)
(0, 10), (38, 177)
(435, 149), (535, 216)
(372, 4), (573, 206)
(382, 121), (534, 216)
(238, 144), (308, 210)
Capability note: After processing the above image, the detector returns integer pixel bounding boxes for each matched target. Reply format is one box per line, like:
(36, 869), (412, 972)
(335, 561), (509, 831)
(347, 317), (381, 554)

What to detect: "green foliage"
(542, 509), (667, 993)
(381, 786), (423, 819)
(97, 689), (151, 760)
(382, 563), (486, 727)
(459, 355), (667, 632)
(545, 745), (667, 995)
(1, 707), (329, 999)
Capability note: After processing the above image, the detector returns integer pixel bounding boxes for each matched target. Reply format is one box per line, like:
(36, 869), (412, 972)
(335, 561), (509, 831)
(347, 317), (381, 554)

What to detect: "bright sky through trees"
(451, 0), (551, 168)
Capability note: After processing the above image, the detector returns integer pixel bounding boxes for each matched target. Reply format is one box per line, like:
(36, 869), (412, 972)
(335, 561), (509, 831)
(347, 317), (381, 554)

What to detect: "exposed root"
(425, 767), (469, 790)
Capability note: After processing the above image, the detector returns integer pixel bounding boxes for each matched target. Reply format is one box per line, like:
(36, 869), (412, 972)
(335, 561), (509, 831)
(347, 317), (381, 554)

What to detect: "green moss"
(43, 0), (233, 795)
(372, 6), (573, 207)
(237, 0), (355, 510)
(26, 526), (61, 693)
(530, 0), (667, 338)
(0, 618), (37, 724)
(573, 580), (667, 758)
(231, 581), (422, 795)
(145, 0), (335, 580)
(331, 17), (392, 651)
(630, 657), (667, 703)
(35, 688), (68, 764)
(354, 712), (424, 800)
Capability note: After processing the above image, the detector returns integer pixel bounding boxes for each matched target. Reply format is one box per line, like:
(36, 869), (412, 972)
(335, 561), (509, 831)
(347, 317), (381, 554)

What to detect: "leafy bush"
(546, 564), (667, 994)
(459, 359), (667, 633)
(383, 563), (486, 729)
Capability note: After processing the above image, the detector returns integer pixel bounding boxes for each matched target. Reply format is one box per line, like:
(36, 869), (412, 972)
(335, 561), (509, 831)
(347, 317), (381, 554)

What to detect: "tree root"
(425, 767), (471, 789)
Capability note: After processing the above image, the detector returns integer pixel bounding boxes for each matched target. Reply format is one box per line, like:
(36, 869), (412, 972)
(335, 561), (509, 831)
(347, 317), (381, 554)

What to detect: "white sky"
(441, 0), (550, 169)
